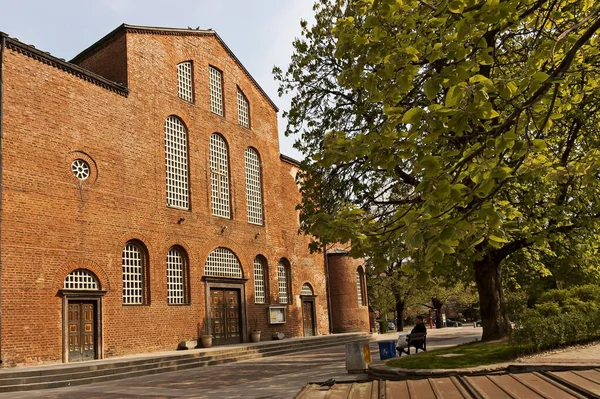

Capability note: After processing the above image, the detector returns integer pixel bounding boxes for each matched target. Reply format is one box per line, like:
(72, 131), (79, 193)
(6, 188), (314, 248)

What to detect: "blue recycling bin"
(378, 340), (397, 360)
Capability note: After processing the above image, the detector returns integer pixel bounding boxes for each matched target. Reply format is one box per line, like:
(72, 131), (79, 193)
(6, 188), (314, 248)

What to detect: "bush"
(512, 284), (600, 353)
(378, 319), (389, 333)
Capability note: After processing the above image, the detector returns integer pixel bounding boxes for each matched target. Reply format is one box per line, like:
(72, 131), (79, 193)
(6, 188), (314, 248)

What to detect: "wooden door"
(68, 301), (96, 362)
(210, 289), (241, 345)
(302, 300), (316, 337)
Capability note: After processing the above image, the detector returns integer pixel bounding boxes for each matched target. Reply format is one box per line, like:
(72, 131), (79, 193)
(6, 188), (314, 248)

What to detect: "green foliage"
(512, 285), (600, 351)
(378, 319), (389, 333)
(276, 0), (600, 338)
(387, 341), (519, 369)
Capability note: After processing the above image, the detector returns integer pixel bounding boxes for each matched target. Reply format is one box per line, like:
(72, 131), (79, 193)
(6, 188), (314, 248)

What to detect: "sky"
(0, 0), (314, 160)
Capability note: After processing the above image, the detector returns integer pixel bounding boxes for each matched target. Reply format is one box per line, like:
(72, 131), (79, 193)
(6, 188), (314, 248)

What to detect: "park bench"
(397, 332), (427, 356)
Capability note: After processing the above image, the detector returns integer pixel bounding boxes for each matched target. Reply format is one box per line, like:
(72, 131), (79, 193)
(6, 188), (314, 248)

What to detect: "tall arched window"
(122, 241), (148, 305)
(277, 259), (291, 305)
(237, 88), (250, 128)
(165, 116), (189, 209)
(253, 256), (268, 304)
(245, 148), (263, 225)
(167, 246), (189, 305)
(204, 247), (242, 278)
(177, 61), (194, 102)
(209, 133), (230, 218)
(356, 267), (365, 307)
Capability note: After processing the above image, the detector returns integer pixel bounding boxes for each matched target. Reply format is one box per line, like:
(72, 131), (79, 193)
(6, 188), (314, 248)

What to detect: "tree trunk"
(474, 256), (512, 341)
(395, 299), (405, 331)
(432, 298), (444, 328)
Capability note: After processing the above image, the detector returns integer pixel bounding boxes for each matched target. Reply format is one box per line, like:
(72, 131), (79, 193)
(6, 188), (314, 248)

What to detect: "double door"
(68, 301), (96, 362)
(210, 289), (242, 345)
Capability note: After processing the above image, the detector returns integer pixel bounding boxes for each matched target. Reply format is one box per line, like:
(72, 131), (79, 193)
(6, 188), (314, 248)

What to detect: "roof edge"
(70, 24), (279, 112)
(5, 37), (128, 96)
(280, 154), (301, 167)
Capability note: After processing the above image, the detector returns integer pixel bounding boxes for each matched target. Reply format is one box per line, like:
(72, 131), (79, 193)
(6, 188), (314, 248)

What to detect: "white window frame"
(237, 88), (250, 128)
(122, 242), (146, 305)
(253, 257), (266, 304)
(209, 66), (224, 116)
(356, 268), (365, 306)
(277, 261), (290, 305)
(165, 116), (189, 210)
(245, 148), (263, 225)
(210, 134), (231, 218)
(64, 269), (99, 290)
(167, 247), (187, 305)
(177, 61), (194, 103)
(205, 247), (242, 278)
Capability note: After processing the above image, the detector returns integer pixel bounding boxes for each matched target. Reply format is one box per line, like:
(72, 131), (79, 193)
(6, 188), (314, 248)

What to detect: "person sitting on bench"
(396, 315), (427, 355)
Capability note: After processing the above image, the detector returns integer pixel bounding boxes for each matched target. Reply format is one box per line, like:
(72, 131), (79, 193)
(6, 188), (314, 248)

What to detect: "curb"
(368, 361), (600, 380)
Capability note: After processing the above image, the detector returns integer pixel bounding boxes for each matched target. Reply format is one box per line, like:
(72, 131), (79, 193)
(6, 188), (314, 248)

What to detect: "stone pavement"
(518, 341), (600, 364)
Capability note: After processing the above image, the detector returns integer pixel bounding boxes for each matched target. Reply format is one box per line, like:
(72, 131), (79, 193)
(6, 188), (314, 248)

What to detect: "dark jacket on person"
(410, 322), (426, 335)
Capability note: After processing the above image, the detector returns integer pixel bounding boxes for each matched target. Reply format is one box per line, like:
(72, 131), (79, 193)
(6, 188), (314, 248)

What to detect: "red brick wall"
(0, 30), (331, 366)
(72, 32), (128, 86)
(328, 253), (370, 333)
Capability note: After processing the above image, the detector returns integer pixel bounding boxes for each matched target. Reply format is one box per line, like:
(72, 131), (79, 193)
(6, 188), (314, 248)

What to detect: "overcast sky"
(0, 0), (314, 160)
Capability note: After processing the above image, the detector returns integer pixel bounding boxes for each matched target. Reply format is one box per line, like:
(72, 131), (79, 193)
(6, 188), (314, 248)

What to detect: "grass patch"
(386, 340), (519, 369)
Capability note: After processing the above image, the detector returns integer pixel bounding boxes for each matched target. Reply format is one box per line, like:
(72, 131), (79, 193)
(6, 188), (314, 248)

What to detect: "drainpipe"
(0, 33), (6, 365)
(324, 245), (333, 334)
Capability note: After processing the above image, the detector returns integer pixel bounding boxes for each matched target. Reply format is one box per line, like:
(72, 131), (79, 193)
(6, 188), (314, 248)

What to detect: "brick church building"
(0, 25), (369, 367)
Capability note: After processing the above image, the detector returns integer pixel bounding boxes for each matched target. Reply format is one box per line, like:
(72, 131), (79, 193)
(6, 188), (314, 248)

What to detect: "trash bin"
(378, 340), (397, 360)
(345, 341), (371, 373)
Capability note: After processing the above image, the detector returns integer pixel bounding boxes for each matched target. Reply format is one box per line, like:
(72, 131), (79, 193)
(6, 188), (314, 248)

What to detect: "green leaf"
(401, 107), (424, 124)
(445, 85), (464, 107)
(489, 235), (508, 243)
(533, 71), (550, 82)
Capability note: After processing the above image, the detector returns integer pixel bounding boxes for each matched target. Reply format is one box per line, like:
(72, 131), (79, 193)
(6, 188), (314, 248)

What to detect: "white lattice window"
(165, 116), (189, 209)
(210, 134), (231, 218)
(122, 242), (145, 305)
(177, 61), (194, 102)
(245, 148), (263, 225)
(277, 261), (290, 304)
(64, 269), (99, 290)
(167, 247), (187, 305)
(356, 269), (364, 306)
(209, 66), (223, 116)
(301, 283), (314, 296)
(237, 89), (250, 128)
(253, 257), (266, 304)
(205, 247), (242, 278)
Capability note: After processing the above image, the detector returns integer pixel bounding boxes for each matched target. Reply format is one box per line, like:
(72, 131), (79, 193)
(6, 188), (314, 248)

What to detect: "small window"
(237, 89), (250, 128)
(167, 247), (189, 305)
(300, 283), (314, 296)
(245, 148), (263, 225)
(356, 267), (365, 306)
(64, 269), (99, 290)
(253, 256), (267, 304)
(165, 116), (189, 210)
(122, 241), (148, 305)
(177, 61), (194, 102)
(204, 247), (242, 278)
(71, 159), (90, 180)
(210, 134), (231, 218)
(277, 260), (291, 305)
(209, 66), (224, 116)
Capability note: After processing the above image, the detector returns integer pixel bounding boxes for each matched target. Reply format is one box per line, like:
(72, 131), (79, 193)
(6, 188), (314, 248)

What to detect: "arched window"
(165, 116), (189, 209)
(167, 246), (189, 305)
(356, 267), (365, 307)
(245, 148), (263, 225)
(64, 269), (99, 290)
(177, 61), (194, 102)
(253, 256), (268, 304)
(204, 247), (242, 278)
(277, 259), (291, 305)
(122, 241), (148, 305)
(209, 66), (224, 116)
(300, 283), (314, 296)
(209, 133), (230, 218)
(237, 88), (250, 128)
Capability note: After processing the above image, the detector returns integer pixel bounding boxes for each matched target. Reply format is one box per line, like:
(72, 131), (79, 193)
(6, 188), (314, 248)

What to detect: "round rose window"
(71, 159), (90, 180)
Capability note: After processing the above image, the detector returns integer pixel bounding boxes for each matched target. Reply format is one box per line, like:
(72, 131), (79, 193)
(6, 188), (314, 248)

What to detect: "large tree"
(276, 0), (600, 340)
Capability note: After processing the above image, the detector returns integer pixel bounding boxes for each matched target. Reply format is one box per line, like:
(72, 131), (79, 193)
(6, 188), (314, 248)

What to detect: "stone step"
(0, 333), (371, 392)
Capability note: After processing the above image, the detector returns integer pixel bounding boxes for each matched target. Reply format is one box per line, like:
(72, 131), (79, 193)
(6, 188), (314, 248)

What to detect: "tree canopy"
(276, 0), (600, 340)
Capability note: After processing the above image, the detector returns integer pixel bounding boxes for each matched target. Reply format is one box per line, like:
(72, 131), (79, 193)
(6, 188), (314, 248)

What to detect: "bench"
(397, 332), (427, 356)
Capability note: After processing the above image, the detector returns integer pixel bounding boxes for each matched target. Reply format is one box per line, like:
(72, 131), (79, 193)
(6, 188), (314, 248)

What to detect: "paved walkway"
(519, 341), (600, 364)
